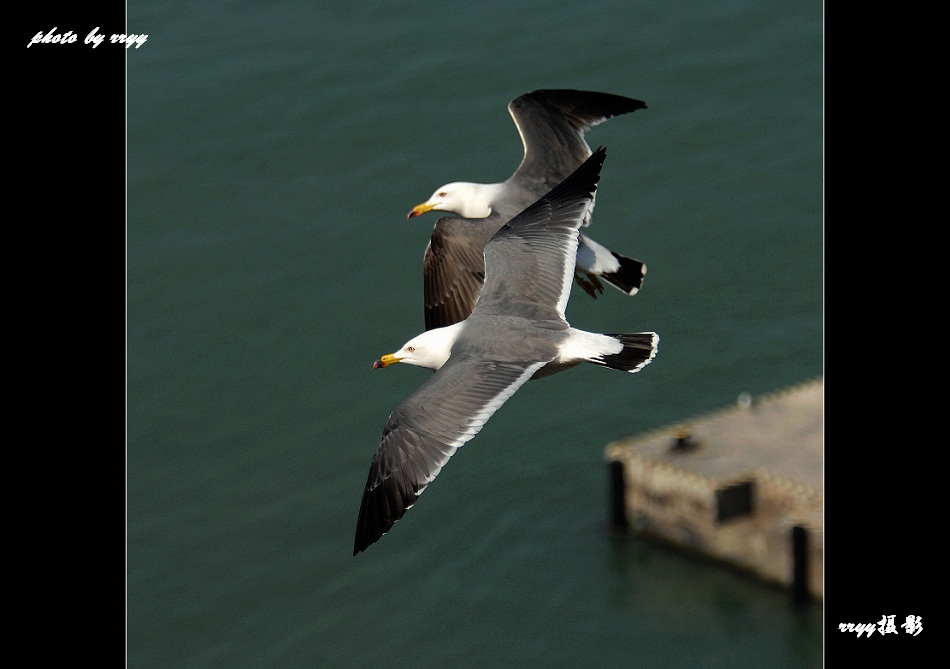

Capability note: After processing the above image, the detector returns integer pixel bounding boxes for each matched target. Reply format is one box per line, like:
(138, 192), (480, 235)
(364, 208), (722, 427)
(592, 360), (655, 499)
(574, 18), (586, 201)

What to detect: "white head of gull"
(355, 147), (659, 555)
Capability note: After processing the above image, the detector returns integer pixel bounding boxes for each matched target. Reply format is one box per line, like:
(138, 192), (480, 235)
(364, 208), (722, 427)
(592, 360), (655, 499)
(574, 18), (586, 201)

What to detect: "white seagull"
(355, 147), (658, 554)
(408, 89), (649, 331)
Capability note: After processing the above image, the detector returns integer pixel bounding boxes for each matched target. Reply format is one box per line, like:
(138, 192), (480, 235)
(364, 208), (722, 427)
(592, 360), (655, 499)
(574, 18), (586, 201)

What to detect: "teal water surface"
(127, 1), (823, 666)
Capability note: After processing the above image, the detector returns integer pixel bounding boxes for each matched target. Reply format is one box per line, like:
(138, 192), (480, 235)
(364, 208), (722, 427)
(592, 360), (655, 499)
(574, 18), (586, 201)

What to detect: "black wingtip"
(520, 89), (648, 120)
(541, 145), (607, 204)
(353, 492), (391, 556)
(353, 518), (383, 556)
(353, 463), (418, 555)
(353, 481), (385, 556)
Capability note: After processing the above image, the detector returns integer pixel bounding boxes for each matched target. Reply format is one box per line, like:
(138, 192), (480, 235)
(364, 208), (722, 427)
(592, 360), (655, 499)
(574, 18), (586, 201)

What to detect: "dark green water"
(127, 1), (823, 666)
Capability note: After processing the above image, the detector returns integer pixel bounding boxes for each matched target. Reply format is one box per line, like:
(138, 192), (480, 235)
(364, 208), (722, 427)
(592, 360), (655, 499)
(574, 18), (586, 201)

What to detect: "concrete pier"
(605, 377), (823, 601)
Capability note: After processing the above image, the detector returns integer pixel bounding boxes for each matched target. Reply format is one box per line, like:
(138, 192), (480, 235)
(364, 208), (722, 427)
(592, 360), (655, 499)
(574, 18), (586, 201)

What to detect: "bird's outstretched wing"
(354, 357), (545, 555)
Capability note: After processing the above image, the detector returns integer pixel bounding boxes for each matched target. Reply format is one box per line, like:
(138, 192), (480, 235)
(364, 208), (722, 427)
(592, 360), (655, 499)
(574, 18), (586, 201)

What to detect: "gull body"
(408, 89), (650, 331)
(355, 148), (658, 554)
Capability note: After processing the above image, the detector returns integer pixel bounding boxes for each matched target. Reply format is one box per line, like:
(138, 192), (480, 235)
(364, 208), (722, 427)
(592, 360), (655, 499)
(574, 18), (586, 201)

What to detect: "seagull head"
(407, 182), (495, 219)
(373, 324), (463, 371)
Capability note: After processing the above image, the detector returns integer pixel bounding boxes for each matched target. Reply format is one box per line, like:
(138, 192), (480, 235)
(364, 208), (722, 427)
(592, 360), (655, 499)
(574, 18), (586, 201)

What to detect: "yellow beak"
(373, 353), (402, 369)
(407, 202), (435, 219)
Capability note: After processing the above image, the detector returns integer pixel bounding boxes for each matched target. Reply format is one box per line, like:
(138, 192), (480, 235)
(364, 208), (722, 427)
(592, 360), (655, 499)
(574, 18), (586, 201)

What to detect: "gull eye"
(438, 192), (447, 198)
(407, 346), (415, 352)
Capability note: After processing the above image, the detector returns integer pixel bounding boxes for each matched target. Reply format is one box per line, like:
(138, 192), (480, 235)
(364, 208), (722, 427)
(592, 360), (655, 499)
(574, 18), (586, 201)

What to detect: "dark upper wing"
(476, 147), (606, 322)
(507, 89), (646, 189)
(422, 214), (504, 330)
(354, 355), (546, 554)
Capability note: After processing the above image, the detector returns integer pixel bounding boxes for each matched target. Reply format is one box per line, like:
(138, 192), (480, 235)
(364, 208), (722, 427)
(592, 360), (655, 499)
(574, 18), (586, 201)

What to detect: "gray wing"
(476, 147), (606, 322)
(354, 355), (546, 555)
(422, 214), (504, 331)
(507, 89), (646, 193)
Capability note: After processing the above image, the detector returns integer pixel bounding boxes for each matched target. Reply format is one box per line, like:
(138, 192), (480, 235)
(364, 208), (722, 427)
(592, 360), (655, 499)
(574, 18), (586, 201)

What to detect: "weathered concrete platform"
(605, 377), (823, 601)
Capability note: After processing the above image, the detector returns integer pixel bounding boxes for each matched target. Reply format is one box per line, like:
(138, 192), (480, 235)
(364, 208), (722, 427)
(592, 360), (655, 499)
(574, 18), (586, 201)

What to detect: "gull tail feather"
(599, 253), (646, 296)
(594, 332), (659, 373)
